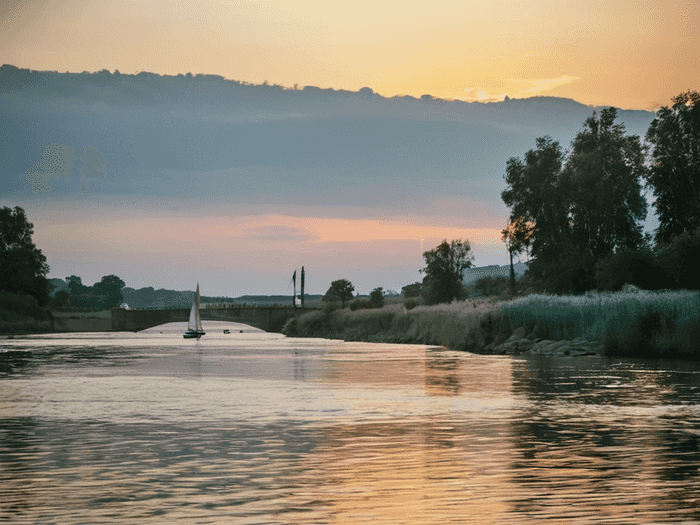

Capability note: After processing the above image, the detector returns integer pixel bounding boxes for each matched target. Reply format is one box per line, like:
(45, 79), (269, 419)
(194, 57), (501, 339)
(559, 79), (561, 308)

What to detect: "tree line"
(501, 90), (700, 294)
(0, 205), (126, 309)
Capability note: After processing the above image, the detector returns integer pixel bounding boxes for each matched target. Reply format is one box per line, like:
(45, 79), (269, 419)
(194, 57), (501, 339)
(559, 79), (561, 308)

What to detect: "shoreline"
(282, 290), (700, 361)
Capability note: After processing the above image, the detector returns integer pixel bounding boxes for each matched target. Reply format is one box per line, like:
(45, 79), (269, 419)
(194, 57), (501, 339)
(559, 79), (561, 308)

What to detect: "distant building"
(462, 262), (529, 285)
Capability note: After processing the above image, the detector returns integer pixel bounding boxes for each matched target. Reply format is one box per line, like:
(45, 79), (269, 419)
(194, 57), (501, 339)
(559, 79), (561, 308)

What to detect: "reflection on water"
(1, 330), (700, 523)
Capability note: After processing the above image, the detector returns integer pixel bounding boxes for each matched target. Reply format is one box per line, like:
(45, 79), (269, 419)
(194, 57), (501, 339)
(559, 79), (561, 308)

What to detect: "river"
(1, 321), (699, 524)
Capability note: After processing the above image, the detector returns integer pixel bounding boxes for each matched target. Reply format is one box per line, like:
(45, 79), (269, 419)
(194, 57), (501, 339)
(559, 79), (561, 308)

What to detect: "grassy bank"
(283, 288), (700, 360)
(501, 288), (700, 359)
(0, 291), (53, 335)
(283, 298), (512, 351)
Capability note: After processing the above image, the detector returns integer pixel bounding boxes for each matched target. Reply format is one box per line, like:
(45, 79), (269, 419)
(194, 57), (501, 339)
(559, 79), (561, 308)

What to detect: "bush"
(404, 298), (418, 310)
(595, 247), (667, 291)
(470, 276), (509, 298)
(369, 287), (385, 308)
(349, 298), (371, 311)
(0, 291), (50, 321)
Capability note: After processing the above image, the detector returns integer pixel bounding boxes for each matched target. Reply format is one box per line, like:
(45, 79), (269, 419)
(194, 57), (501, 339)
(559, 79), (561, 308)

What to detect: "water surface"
(1, 322), (699, 523)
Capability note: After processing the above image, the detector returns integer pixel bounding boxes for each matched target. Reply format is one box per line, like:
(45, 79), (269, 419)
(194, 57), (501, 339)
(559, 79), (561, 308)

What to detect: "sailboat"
(183, 283), (206, 339)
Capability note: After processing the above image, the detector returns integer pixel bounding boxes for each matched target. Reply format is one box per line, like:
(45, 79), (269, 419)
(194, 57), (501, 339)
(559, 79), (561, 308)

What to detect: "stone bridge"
(111, 306), (311, 333)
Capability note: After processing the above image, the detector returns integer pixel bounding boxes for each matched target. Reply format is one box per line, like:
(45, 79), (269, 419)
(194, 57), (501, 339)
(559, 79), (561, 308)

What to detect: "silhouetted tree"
(501, 216), (535, 293)
(93, 274), (126, 308)
(564, 108), (647, 260)
(502, 110), (647, 293)
(323, 279), (355, 307)
(401, 282), (422, 298)
(0, 206), (50, 306)
(65, 275), (88, 295)
(421, 239), (474, 305)
(369, 287), (384, 308)
(645, 90), (700, 243)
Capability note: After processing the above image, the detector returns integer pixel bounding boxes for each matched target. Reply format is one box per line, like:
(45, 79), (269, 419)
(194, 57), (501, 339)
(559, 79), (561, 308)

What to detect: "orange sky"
(1, 0), (697, 110)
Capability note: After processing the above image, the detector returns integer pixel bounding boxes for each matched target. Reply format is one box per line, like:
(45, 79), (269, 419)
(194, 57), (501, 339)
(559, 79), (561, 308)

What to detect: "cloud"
(461, 75), (581, 102)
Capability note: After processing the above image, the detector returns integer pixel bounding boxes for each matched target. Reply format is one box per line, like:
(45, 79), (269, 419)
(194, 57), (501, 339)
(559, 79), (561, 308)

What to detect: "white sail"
(185, 283), (205, 337)
(194, 282), (203, 332)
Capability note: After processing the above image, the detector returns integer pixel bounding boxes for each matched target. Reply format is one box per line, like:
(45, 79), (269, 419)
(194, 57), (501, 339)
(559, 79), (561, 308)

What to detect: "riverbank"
(0, 292), (116, 335)
(282, 288), (700, 360)
(0, 292), (53, 335)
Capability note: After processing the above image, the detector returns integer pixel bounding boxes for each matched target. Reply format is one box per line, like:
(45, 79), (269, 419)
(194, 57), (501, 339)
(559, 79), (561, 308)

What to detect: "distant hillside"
(1, 64), (655, 209)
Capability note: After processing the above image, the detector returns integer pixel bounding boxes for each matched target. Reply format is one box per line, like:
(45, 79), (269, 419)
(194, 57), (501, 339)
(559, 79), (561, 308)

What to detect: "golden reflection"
(287, 419), (516, 524)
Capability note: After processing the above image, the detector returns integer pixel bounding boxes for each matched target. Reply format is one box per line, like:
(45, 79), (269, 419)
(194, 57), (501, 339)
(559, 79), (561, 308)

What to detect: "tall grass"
(284, 298), (510, 351)
(500, 288), (700, 358)
(286, 288), (700, 359)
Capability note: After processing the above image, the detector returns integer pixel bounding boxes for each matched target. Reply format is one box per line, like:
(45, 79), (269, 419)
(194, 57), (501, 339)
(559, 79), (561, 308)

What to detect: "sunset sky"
(3, 0), (697, 109)
(1, 0), (698, 295)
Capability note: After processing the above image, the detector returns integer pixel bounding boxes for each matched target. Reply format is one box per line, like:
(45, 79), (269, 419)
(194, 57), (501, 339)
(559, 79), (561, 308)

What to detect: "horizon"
(0, 62), (660, 112)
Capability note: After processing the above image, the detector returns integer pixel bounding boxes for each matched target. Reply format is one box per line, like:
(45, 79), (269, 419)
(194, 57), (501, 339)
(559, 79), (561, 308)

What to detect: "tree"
(645, 90), (700, 243)
(401, 282), (422, 298)
(421, 239), (474, 305)
(564, 108), (647, 260)
(322, 279), (355, 307)
(65, 275), (88, 295)
(501, 216), (535, 293)
(501, 110), (648, 294)
(369, 287), (384, 308)
(93, 274), (126, 308)
(501, 136), (568, 260)
(0, 206), (50, 306)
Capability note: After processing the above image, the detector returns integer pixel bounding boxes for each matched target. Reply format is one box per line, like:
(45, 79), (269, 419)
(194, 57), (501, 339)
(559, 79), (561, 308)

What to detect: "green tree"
(401, 282), (422, 298)
(501, 216), (535, 294)
(501, 110), (648, 294)
(0, 206), (50, 306)
(93, 274), (126, 308)
(369, 287), (384, 308)
(645, 90), (700, 243)
(421, 239), (474, 305)
(65, 275), (88, 295)
(501, 136), (568, 260)
(564, 108), (647, 260)
(322, 279), (355, 307)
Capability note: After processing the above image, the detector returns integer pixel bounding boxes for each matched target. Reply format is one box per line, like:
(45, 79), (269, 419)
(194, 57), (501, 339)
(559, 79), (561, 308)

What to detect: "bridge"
(111, 305), (312, 333)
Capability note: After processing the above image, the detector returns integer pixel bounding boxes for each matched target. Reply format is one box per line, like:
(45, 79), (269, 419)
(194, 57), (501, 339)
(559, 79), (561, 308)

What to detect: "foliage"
(0, 290), (51, 322)
(502, 217), (535, 293)
(283, 298), (509, 351)
(594, 245), (666, 291)
(0, 206), (51, 306)
(49, 289), (71, 308)
(646, 90), (700, 243)
(401, 282), (422, 298)
(655, 228), (700, 290)
(403, 298), (419, 310)
(369, 287), (385, 308)
(500, 289), (700, 349)
(421, 239), (474, 305)
(471, 276), (510, 298)
(59, 274), (127, 309)
(93, 274), (126, 308)
(322, 279), (355, 307)
(501, 110), (648, 294)
(349, 297), (371, 311)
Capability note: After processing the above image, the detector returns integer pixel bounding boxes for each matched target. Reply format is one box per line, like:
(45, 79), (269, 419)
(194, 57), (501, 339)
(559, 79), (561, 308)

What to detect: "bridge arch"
(111, 306), (306, 332)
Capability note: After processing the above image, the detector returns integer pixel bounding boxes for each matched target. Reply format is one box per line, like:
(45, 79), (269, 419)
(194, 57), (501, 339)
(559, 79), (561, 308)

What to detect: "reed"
(500, 288), (700, 358)
(283, 298), (510, 351)
(285, 288), (700, 359)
